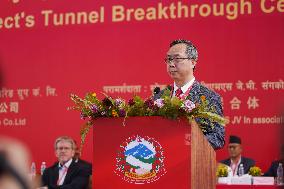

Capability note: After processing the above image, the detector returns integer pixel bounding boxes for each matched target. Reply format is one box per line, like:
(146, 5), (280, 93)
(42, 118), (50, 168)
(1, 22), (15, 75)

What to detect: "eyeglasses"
(56, 147), (72, 151)
(228, 145), (239, 149)
(164, 57), (190, 64)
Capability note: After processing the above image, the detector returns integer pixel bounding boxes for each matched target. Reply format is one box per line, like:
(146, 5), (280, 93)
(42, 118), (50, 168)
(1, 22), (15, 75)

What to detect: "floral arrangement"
(216, 163), (229, 177)
(69, 88), (226, 148)
(249, 166), (262, 176)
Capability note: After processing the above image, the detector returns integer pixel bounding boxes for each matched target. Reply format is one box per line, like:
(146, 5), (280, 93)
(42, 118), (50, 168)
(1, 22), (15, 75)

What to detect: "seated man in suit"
(41, 136), (92, 189)
(220, 135), (255, 176)
(154, 39), (225, 149)
(264, 145), (284, 177)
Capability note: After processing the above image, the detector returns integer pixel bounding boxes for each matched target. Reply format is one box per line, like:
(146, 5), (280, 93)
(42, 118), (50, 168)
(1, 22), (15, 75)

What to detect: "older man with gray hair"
(41, 136), (92, 189)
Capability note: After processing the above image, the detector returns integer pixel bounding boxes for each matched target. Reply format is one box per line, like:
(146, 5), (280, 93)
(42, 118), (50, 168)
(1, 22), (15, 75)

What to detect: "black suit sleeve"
(57, 176), (89, 189)
(243, 158), (256, 174)
(220, 159), (230, 166)
(264, 161), (278, 177)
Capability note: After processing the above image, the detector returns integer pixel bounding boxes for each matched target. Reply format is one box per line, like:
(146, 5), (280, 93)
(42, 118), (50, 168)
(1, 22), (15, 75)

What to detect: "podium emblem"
(115, 135), (166, 184)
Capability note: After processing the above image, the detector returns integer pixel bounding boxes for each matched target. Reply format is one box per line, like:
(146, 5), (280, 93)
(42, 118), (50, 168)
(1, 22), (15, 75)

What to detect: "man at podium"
(154, 39), (225, 149)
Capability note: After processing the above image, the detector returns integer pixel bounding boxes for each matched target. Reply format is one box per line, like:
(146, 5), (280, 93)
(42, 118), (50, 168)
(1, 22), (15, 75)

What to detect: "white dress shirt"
(57, 158), (72, 185)
(173, 77), (195, 96)
(230, 156), (242, 176)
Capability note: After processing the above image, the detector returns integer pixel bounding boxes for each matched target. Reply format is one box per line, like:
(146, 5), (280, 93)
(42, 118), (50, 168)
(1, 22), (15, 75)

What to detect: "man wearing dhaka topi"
(154, 39), (225, 149)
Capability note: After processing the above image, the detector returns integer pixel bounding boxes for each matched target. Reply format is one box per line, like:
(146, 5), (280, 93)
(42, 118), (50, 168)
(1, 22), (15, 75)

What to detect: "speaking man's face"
(166, 43), (195, 83)
(55, 141), (75, 164)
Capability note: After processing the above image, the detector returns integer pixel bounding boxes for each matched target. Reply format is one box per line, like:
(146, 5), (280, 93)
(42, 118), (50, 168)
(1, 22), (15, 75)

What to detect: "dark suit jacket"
(154, 80), (225, 149)
(42, 158), (92, 189)
(220, 157), (255, 175)
(264, 159), (284, 177)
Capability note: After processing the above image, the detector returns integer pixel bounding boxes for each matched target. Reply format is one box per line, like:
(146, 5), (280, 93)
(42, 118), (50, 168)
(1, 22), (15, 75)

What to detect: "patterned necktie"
(175, 88), (183, 99)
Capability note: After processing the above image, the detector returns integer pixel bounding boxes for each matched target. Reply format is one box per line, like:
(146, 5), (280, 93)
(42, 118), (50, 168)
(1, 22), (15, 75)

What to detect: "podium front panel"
(93, 117), (191, 189)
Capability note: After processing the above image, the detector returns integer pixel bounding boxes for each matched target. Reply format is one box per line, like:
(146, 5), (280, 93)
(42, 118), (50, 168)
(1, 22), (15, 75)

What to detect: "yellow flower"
(216, 163), (228, 177)
(92, 92), (96, 97)
(112, 110), (118, 117)
(249, 166), (261, 176)
(201, 95), (206, 101)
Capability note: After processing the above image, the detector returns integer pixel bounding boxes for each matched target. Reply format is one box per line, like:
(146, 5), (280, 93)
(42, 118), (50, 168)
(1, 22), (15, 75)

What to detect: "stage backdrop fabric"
(0, 0), (283, 174)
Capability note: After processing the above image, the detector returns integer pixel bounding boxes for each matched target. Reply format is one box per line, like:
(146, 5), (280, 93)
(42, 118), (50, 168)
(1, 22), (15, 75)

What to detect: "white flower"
(154, 99), (164, 108)
(115, 98), (124, 108)
(181, 100), (196, 112)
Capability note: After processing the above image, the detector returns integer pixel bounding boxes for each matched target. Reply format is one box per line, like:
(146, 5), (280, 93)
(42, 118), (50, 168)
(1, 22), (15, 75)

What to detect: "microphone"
(153, 87), (160, 95)
(153, 87), (161, 100)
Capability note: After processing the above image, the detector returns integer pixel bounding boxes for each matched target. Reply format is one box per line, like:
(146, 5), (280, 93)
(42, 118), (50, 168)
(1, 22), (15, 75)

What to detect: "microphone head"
(153, 87), (160, 94)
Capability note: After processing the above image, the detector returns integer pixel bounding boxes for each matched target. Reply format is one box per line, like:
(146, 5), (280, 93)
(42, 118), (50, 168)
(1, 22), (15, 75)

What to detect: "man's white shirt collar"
(230, 155), (242, 166)
(58, 158), (72, 168)
(173, 77), (195, 95)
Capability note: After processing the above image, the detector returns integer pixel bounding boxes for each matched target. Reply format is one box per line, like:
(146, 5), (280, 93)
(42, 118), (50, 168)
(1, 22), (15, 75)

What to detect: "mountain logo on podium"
(115, 135), (166, 184)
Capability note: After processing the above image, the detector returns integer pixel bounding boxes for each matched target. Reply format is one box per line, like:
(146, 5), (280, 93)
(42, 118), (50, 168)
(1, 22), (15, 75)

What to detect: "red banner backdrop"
(0, 0), (283, 175)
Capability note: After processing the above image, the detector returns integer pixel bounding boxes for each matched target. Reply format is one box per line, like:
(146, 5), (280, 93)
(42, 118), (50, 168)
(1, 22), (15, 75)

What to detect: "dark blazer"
(42, 158), (92, 189)
(264, 159), (284, 177)
(220, 157), (256, 175)
(154, 80), (225, 149)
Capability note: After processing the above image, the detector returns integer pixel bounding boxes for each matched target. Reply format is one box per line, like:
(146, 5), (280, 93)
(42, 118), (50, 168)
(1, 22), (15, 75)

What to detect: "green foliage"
(69, 91), (226, 151)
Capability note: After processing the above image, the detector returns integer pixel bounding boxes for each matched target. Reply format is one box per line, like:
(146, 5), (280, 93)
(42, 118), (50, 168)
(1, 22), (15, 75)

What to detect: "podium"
(93, 117), (216, 189)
